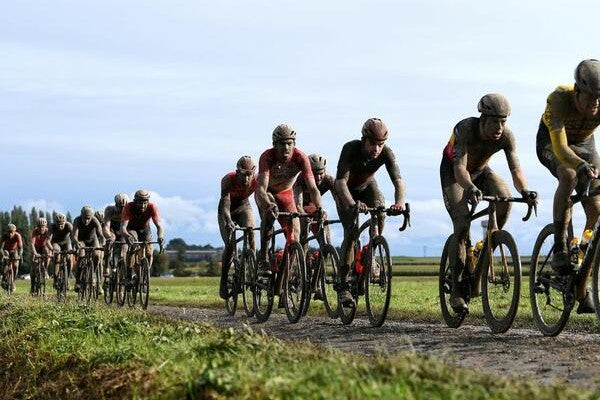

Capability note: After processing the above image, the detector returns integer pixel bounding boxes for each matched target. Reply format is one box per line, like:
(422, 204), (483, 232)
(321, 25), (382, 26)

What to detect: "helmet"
(575, 59), (600, 96)
(94, 210), (104, 222)
(134, 189), (151, 202)
(55, 213), (66, 223)
(81, 206), (94, 218)
(308, 153), (327, 173)
(361, 118), (389, 141)
(37, 217), (47, 227)
(477, 93), (511, 117)
(272, 124), (296, 143)
(114, 193), (130, 207)
(7, 224), (16, 232)
(236, 156), (256, 174)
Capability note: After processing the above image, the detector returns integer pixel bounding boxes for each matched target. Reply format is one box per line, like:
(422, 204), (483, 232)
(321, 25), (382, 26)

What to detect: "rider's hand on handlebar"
(467, 186), (482, 206)
(577, 161), (599, 180)
(158, 237), (165, 247)
(268, 202), (279, 219)
(389, 202), (405, 215)
(521, 189), (538, 204)
(355, 201), (367, 213)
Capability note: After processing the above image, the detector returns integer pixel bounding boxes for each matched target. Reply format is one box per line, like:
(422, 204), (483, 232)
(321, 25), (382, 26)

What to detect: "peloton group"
(218, 59), (600, 316)
(0, 189), (165, 295)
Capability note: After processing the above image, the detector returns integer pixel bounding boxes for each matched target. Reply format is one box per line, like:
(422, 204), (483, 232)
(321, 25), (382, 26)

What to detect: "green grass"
(0, 298), (598, 399)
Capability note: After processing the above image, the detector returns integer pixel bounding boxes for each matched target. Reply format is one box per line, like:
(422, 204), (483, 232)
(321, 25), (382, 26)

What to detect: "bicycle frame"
(467, 196), (535, 297)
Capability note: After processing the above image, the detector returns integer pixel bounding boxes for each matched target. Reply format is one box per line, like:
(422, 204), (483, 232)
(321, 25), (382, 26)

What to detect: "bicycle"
(76, 246), (104, 305)
(1, 253), (18, 295)
(440, 194), (536, 333)
(254, 211), (315, 323)
(124, 240), (163, 310)
(53, 250), (73, 302)
(31, 254), (51, 298)
(103, 241), (124, 305)
(224, 226), (259, 317)
(530, 181), (600, 336)
(338, 204), (411, 327)
(299, 217), (342, 319)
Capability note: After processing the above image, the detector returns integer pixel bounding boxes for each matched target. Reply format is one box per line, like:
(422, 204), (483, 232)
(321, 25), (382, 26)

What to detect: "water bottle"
(578, 229), (594, 265)
(570, 237), (580, 267)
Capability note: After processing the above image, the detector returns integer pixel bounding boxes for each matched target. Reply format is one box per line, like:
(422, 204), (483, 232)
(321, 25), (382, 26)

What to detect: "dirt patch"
(148, 305), (600, 388)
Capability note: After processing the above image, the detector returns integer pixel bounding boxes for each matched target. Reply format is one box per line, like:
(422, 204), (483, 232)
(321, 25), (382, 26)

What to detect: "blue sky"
(1, 1), (598, 255)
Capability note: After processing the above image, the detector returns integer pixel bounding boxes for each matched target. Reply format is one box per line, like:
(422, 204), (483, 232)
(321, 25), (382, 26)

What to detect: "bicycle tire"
(116, 259), (127, 307)
(592, 243), (600, 322)
(530, 223), (573, 336)
(127, 261), (137, 308)
(439, 234), (468, 328)
(59, 260), (68, 302)
(77, 259), (86, 303)
(85, 259), (95, 305)
(225, 258), (238, 316)
(253, 263), (274, 323)
(139, 258), (150, 310)
(104, 259), (114, 305)
(6, 266), (14, 296)
(321, 244), (340, 319)
(365, 236), (392, 327)
(481, 230), (521, 333)
(242, 250), (256, 317)
(339, 240), (361, 326)
(283, 242), (308, 323)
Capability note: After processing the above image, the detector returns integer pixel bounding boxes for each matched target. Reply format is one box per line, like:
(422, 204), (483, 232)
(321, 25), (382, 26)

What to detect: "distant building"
(165, 249), (222, 262)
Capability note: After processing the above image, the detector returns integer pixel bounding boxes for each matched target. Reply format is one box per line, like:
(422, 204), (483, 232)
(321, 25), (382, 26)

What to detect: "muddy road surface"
(149, 305), (600, 388)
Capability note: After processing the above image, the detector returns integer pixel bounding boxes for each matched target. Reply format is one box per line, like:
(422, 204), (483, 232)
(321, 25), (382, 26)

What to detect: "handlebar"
(468, 194), (537, 222)
(571, 177), (600, 204)
(355, 203), (411, 232)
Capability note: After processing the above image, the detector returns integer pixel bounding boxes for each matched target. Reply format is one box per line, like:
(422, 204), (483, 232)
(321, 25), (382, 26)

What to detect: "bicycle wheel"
(339, 241), (360, 325)
(364, 236), (392, 327)
(242, 250), (256, 317)
(128, 265), (137, 308)
(104, 260), (114, 305)
(116, 259), (127, 307)
(321, 244), (340, 319)
(138, 258), (150, 310)
(283, 242), (308, 323)
(439, 235), (468, 328)
(253, 263), (274, 323)
(530, 223), (573, 336)
(77, 260), (86, 303)
(85, 260), (95, 305)
(6, 267), (14, 296)
(59, 261), (68, 302)
(225, 258), (238, 316)
(481, 230), (521, 333)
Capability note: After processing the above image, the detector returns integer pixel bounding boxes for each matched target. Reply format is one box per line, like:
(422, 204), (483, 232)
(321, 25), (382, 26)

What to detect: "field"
(0, 297), (596, 400)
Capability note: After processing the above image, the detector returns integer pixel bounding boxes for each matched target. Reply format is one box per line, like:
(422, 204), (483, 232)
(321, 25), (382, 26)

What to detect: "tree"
(152, 250), (170, 276)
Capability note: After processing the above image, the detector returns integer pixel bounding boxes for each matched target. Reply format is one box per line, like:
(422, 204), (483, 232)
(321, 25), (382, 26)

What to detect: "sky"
(1, 0), (598, 255)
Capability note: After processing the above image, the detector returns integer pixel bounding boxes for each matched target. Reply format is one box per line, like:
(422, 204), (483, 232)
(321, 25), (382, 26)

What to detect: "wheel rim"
(365, 238), (392, 326)
(225, 260), (237, 315)
(321, 246), (340, 318)
(530, 225), (572, 335)
(284, 244), (307, 322)
(242, 251), (255, 317)
(439, 235), (467, 328)
(140, 260), (150, 309)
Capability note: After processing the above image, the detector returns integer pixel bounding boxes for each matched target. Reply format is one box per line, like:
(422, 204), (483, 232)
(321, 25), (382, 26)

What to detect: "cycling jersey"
(1, 232), (22, 251)
(73, 216), (102, 242)
(50, 222), (73, 245)
(223, 171), (257, 207)
(540, 85), (600, 168)
(121, 202), (160, 231)
(104, 205), (122, 234)
(442, 117), (520, 177)
(31, 227), (50, 249)
(258, 148), (313, 194)
(336, 140), (401, 192)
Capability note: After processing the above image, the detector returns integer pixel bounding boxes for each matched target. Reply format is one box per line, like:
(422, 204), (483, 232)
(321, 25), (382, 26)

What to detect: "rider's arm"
(299, 154), (322, 210)
(384, 147), (406, 207)
(102, 220), (114, 241)
(17, 234), (23, 258)
(334, 143), (355, 209)
(543, 93), (585, 169)
(30, 231), (38, 255)
(72, 223), (80, 246)
(293, 182), (304, 212)
(256, 171), (272, 210)
(120, 220), (130, 240)
(219, 175), (234, 225)
(504, 133), (528, 193)
(94, 218), (105, 246)
(452, 129), (476, 191)
(150, 205), (164, 241)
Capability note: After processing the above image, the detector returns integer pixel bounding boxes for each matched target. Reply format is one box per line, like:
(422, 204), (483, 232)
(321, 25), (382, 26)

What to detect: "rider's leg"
(553, 165), (577, 270)
(442, 172), (470, 312)
(479, 170), (512, 229)
(256, 192), (276, 268)
(363, 180), (386, 237)
(335, 196), (359, 306)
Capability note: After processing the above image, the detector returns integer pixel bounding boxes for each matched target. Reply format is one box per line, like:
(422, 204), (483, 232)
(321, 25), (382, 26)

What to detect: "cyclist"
(294, 153), (337, 300)
(94, 209), (106, 280)
(335, 117), (406, 307)
(0, 224), (23, 292)
(441, 93), (535, 312)
(48, 213), (73, 289)
(30, 217), (53, 294)
(218, 156), (257, 299)
(120, 189), (165, 285)
(72, 206), (105, 293)
(255, 124), (323, 281)
(536, 59), (600, 313)
(103, 193), (129, 283)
